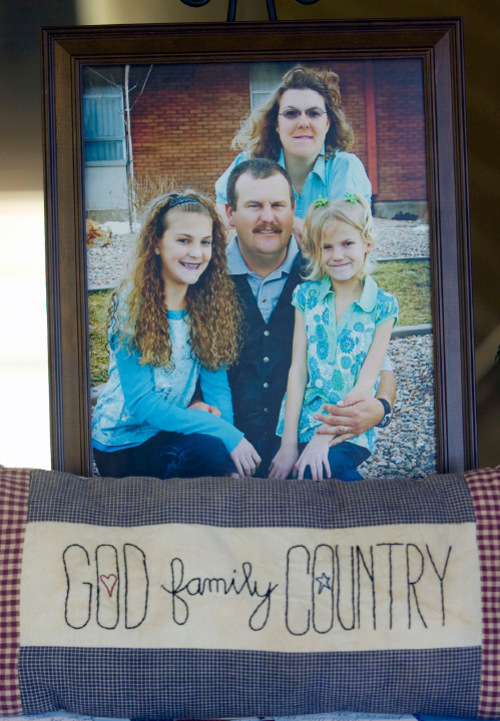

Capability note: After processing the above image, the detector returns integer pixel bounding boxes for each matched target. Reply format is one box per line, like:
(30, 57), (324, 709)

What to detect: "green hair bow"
(314, 196), (329, 208)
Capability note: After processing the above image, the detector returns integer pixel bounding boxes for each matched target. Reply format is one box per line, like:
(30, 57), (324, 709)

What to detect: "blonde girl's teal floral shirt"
(276, 275), (399, 452)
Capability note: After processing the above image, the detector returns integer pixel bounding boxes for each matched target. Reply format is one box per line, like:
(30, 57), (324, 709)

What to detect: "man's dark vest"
(228, 254), (305, 448)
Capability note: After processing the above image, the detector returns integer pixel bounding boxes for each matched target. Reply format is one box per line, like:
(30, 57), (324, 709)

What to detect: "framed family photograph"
(42, 18), (476, 480)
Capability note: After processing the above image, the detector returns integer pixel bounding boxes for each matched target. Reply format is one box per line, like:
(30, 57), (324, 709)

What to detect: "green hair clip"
(314, 196), (329, 208)
(345, 192), (358, 204)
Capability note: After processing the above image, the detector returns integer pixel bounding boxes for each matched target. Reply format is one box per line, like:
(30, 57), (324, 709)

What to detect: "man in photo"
(224, 158), (396, 477)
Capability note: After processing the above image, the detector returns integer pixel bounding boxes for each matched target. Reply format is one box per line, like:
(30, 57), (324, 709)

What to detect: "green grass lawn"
(88, 289), (113, 386)
(373, 259), (431, 327)
(88, 259), (431, 386)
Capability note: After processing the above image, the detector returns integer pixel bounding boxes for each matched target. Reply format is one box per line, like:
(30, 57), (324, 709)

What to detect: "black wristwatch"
(376, 398), (393, 428)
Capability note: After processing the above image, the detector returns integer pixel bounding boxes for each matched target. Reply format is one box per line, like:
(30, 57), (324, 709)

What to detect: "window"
(83, 85), (126, 164)
(249, 62), (293, 110)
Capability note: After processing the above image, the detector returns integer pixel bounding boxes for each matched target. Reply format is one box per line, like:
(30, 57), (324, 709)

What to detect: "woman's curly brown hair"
(232, 65), (355, 161)
(111, 190), (242, 371)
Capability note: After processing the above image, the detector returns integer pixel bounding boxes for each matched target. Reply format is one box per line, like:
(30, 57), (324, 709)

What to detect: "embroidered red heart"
(100, 574), (118, 598)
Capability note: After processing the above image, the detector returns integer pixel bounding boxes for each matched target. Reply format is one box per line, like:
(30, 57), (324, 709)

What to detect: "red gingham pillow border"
(465, 467), (500, 719)
(0, 467), (30, 716)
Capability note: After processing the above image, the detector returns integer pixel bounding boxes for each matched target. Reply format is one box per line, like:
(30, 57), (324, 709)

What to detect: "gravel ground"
(88, 218), (436, 480)
(359, 333), (436, 479)
(371, 217), (430, 259)
(87, 231), (136, 290)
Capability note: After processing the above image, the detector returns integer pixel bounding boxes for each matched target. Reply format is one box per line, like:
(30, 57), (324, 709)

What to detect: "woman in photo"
(215, 64), (372, 241)
(92, 191), (261, 479)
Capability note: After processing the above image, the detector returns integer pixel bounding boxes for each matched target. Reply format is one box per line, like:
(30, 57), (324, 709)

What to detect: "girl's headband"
(155, 195), (206, 237)
(166, 195), (204, 211)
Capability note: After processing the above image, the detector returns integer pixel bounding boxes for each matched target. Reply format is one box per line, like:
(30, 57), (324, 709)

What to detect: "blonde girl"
(269, 194), (398, 481)
(92, 191), (261, 479)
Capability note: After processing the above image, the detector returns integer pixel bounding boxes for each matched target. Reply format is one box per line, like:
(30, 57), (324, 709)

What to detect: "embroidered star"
(315, 572), (332, 594)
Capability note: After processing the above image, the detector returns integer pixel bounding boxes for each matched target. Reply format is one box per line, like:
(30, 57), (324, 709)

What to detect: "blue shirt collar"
(167, 309), (186, 319)
(226, 234), (300, 277)
(318, 274), (379, 311)
(278, 146), (328, 185)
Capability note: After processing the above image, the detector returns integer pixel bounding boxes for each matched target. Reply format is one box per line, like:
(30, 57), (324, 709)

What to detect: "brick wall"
(373, 58), (427, 202)
(130, 63), (250, 196)
(326, 60), (370, 169)
(128, 58), (426, 204)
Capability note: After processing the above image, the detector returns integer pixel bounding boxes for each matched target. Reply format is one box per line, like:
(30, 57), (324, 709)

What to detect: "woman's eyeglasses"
(278, 108), (327, 120)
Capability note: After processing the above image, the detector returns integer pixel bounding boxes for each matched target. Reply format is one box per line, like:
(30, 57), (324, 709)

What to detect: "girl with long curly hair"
(92, 191), (261, 479)
(215, 64), (372, 241)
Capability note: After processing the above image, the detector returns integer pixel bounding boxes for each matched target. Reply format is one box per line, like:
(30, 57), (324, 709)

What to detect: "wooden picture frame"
(42, 18), (476, 478)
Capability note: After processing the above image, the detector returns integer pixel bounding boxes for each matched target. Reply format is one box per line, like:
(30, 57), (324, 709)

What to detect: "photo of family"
(85, 59), (435, 481)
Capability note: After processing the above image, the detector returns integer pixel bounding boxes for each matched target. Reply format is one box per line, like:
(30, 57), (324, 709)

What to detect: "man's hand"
(315, 370), (396, 445)
(188, 400), (222, 417)
(314, 396), (385, 446)
(295, 434), (332, 480)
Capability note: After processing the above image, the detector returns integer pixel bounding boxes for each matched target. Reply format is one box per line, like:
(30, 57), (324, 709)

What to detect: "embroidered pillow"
(1, 466), (499, 719)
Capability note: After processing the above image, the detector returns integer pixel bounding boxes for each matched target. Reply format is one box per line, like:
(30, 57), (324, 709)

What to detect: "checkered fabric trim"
(28, 469), (475, 528)
(465, 467), (500, 719)
(0, 467), (30, 716)
(19, 646), (479, 718)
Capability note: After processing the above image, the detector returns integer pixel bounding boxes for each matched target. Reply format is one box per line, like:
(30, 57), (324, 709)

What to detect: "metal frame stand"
(179, 0), (319, 22)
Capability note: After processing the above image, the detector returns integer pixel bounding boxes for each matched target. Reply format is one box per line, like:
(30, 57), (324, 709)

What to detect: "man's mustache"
(252, 224), (282, 234)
